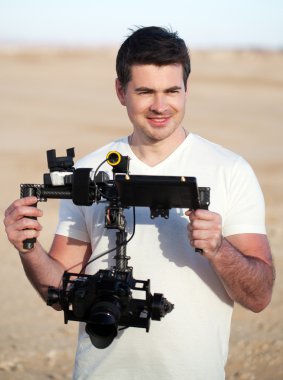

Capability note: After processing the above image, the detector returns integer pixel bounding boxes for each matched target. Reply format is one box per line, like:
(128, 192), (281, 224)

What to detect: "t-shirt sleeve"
(222, 157), (266, 237)
(55, 199), (91, 243)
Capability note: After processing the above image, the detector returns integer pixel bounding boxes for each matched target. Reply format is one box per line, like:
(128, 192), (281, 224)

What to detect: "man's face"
(116, 64), (188, 143)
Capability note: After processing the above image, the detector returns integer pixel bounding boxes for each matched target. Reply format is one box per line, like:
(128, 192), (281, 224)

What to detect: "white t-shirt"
(56, 133), (266, 380)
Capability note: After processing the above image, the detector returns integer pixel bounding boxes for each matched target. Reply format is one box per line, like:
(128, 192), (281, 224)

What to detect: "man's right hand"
(3, 196), (43, 253)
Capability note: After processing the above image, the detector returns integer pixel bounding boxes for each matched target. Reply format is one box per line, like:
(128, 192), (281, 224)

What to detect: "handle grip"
(195, 248), (203, 254)
(20, 185), (38, 250)
(195, 187), (211, 255)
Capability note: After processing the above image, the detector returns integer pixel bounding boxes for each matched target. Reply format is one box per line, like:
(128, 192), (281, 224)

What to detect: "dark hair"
(116, 26), (191, 89)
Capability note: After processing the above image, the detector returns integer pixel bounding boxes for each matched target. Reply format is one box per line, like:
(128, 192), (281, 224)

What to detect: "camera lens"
(85, 300), (121, 349)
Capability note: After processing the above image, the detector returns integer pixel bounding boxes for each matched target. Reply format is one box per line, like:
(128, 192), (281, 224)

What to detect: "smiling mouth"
(147, 116), (171, 125)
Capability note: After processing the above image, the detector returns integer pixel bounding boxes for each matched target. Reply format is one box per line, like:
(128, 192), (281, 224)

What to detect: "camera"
(47, 269), (173, 349)
(21, 148), (210, 348)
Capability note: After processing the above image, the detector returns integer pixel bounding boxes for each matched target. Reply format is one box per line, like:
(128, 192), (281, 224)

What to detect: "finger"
(10, 225), (42, 241)
(5, 196), (38, 217)
(5, 217), (42, 237)
(190, 238), (205, 250)
(5, 220), (42, 249)
(193, 209), (215, 220)
(189, 218), (214, 231)
(4, 205), (43, 226)
(186, 210), (197, 223)
(189, 228), (210, 242)
(190, 221), (222, 239)
(185, 210), (193, 216)
(190, 232), (223, 256)
(189, 211), (222, 229)
(187, 210), (212, 223)
(9, 229), (41, 252)
(17, 216), (43, 231)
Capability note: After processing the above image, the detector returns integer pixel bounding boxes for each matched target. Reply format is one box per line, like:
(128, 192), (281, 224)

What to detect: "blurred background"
(1, 0), (282, 49)
(0, 1), (282, 379)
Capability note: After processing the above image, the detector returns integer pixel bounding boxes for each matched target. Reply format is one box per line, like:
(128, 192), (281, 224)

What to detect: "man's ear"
(115, 78), (126, 106)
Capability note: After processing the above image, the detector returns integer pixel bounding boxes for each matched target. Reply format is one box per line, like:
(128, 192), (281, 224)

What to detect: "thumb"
(185, 210), (193, 217)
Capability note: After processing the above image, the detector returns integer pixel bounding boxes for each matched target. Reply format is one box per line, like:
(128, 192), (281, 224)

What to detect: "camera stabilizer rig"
(21, 148), (210, 349)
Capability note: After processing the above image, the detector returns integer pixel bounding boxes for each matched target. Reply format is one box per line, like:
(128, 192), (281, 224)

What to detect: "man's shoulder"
(190, 133), (243, 163)
(189, 133), (255, 181)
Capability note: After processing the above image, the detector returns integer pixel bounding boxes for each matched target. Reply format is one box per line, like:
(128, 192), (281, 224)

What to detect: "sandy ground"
(0, 48), (282, 380)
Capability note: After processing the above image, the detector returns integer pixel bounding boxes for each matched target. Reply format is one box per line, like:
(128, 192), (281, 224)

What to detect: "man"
(4, 26), (274, 379)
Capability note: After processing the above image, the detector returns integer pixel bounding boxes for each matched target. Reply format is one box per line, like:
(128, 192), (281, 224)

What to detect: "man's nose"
(149, 94), (168, 114)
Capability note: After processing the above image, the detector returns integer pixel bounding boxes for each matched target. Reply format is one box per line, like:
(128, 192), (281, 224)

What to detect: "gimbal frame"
(20, 148), (210, 348)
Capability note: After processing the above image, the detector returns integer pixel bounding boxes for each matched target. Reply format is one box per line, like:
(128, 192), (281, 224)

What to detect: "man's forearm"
(210, 238), (274, 312)
(19, 242), (66, 303)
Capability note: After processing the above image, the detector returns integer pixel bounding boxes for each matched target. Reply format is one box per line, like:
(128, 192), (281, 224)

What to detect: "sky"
(0, 0), (282, 49)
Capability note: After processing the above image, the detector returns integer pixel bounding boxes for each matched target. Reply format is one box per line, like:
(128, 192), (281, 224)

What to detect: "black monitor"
(115, 174), (201, 211)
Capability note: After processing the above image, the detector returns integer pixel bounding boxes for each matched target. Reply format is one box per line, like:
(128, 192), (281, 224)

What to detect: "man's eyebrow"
(134, 85), (183, 92)
(165, 86), (183, 92)
(135, 86), (153, 92)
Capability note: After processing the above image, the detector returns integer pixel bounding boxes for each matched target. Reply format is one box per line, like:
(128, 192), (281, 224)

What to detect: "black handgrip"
(195, 187), (211, 254)
(20, 185), (38, 250)
(195, 248), (204, 254)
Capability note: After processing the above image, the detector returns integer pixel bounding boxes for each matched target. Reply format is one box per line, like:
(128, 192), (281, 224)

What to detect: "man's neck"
(128, 127), (188, 167)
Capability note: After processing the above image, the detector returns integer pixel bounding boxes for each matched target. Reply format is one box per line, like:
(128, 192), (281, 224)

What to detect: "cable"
(92, 159), (119, 202)
(79, 206), (136, 274)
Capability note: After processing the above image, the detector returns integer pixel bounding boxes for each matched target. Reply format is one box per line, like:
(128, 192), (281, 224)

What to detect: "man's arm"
(4, 196), (92, 305)
(186, 209), (275, 312)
